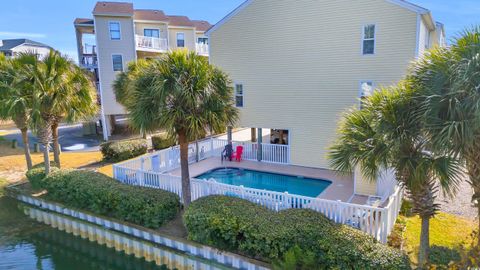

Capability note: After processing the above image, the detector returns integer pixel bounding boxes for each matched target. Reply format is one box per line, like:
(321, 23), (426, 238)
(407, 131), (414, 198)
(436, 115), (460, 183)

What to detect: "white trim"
(415, 13), (421, 58)
(111, 54), (124, 72)
(167, 26), (195, 30)
(385, 0), (429, 14)
(176, 32), (185, 48)
(108, 21), (122, 41)
(134, 19), (169, 24)
(93, 17), (109, 141)
(132, 21), (138, 61)
(234, 83), (244, 108)
(361, 24), (376, 56)
(205, 0), (253, 35)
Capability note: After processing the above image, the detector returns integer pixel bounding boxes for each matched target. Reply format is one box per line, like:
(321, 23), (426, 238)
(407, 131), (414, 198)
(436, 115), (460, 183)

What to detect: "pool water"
(197, 168), (332, 197)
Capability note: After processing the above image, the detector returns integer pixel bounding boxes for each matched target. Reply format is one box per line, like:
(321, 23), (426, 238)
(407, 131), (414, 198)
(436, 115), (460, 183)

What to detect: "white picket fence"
(113, 164), (403, 243)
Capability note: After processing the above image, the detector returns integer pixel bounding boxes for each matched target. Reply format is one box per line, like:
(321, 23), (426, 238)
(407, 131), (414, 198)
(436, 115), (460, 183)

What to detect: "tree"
(116, 50), (238, 207)
(32, 50), (97, 172)
(329, 83), (461, 267)
(410, 27), (480, 245)
(0, 53), (38, 170)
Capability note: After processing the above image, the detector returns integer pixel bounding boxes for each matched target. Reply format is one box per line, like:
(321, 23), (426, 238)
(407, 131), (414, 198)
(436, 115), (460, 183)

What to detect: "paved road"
(3, 124), (101, 152)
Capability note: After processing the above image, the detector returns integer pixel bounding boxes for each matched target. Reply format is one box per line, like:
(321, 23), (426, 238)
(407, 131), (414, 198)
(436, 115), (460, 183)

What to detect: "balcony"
(135, 35), (168, 52)
(81, 55), (98, 69)
(196, 43), (209, 56)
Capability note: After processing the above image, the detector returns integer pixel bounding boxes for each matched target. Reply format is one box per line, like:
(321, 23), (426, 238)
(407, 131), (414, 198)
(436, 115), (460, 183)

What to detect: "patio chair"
(221, 144), (233, 162)
(231, 145), (244, 162)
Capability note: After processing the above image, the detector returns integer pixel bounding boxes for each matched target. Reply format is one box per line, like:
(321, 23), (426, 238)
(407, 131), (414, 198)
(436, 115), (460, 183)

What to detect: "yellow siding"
(168, 28), (196, 51)
(95, 15), (136, 115)
(210, 0), (418, 169)
(134, 22), (168, 39)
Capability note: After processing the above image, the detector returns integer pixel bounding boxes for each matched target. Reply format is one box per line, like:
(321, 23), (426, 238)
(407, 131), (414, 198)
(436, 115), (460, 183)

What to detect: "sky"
(0, 0), (478, 61)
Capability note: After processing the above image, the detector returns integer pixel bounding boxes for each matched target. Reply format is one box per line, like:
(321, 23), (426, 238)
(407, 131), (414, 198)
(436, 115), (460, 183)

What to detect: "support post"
(227, 126), (233, 145)
(251, 128), (257, 142)
(257, 128), (263, 162)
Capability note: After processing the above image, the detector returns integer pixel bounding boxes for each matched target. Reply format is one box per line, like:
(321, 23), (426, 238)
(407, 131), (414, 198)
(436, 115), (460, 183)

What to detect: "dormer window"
(362, 24), (375, 55)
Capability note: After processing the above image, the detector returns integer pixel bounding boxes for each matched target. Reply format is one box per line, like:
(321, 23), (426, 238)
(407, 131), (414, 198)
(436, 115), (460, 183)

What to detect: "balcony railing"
(196, 43), (209, 56)
(135, 35), (168, 52)
(81, 55), (98, 69)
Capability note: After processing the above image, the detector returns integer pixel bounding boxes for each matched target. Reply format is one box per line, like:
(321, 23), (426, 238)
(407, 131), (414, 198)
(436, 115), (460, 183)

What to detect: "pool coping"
(6, 182), (271, 270)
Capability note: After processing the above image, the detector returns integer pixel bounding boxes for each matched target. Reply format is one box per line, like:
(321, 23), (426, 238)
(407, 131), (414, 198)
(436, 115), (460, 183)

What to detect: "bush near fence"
(184, 196), (411, 270)
(28, 169), (180, 229)
(100, 139), (148, 162)
(151, 134), (176, 150)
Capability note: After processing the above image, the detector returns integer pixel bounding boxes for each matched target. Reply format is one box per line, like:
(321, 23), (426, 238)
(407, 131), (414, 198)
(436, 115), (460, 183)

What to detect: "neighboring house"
(207, 0), (445, 197)
(0, 39), (51, 58)
(74, 1), (212, 140)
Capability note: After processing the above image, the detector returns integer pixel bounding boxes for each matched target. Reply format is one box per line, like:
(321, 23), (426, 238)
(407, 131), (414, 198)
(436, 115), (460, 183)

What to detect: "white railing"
(113, 165), (403, 243)
(135, 35), (168, 52)
(196, 43), (209, 56)
(81, 55), (97, 68)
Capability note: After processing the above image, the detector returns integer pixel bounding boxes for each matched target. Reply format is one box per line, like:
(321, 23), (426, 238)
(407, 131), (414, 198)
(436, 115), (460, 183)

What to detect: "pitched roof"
(192, 20), (212, 32)
(74, 18), (94, 25)
(0, 39), (51, 51)
(167, 15), (195, 27)
(93, 2), (133, 16)
(134, 9), (168, 21)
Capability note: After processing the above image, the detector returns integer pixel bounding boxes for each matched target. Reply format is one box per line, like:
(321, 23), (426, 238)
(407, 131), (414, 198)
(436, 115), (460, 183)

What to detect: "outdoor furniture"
(231, 145), (244, 162)
(221, 144), (233, 162)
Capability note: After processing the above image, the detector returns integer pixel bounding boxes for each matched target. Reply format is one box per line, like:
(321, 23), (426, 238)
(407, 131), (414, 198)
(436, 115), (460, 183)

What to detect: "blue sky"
(0, 0), (478, 61)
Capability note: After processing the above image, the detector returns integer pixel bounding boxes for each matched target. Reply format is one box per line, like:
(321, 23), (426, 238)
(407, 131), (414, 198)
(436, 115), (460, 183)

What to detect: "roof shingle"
(93, 2), (133, 16)
(134, 9), (168, 21)
(0, 39), (51, 51)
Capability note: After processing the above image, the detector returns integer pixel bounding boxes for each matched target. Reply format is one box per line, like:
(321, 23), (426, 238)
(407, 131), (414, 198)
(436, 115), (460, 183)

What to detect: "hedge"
(26, 162), (58, 189)
(151, 134), (176, 150)
(100, 139), (148, 162)
(184, 196), (411, 270)
(35, 169), (180, 229)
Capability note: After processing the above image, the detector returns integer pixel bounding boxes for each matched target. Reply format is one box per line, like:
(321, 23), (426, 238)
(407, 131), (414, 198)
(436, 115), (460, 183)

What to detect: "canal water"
(0, 195), (170, 270)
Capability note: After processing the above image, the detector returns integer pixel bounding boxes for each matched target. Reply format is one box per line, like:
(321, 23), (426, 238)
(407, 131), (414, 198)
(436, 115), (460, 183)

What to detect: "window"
(112, 55), (123, 71)
(197, 37), (208, 45)
(144, 29), (160, 38)
(109, 22), (121, 40)
(176, 33), (185, 47)
(360, 81), (373, 108)
(235, 84), (244, 107)
(362, 24), (375, 55)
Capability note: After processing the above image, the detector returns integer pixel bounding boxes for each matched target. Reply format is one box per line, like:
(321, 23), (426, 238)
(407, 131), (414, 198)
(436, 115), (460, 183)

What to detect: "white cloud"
(0, 31), (47, 39)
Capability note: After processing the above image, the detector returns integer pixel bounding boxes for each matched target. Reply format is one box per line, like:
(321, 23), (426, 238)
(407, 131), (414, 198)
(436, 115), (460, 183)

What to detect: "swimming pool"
(196, 168), (332, 197)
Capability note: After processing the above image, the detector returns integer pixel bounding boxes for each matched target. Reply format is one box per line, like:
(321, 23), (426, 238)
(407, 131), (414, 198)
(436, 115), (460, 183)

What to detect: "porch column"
(251, 128), (257, 142)
(227, 126), (233, 145)
(257, 128), (263, 162)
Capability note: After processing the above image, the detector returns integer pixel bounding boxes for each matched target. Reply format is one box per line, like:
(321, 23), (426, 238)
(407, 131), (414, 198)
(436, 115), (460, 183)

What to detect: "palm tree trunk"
(178, 130), (191, 207)
(38, 115), (53, 174)
(51, 121), (61, 168)
(418, 216), (430, 268)
(21, 128), (33, 170)
(43, 143), (51, 174)
(465, 151), (480, 246)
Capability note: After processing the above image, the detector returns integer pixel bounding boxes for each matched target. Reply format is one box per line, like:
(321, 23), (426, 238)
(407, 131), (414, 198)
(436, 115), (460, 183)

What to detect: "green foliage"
(151, 134), (175, 150)
(428, 245), (461, 268)
(100, 139), (148, 162)
(272, 246), (317, 270)
(40, 169), (180, 228)
(25, 162), (58, 189)
(184, 196), (411, 269)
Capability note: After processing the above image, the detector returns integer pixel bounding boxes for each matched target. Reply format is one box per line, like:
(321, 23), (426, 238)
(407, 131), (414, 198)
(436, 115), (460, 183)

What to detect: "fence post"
(240, 185), (245, 199)
(283, 192), (290, 209)
(210, 136), (214, 157)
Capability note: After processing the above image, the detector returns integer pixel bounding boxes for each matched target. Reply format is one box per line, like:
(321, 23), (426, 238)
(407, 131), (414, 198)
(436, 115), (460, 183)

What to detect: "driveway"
(2, 124), (101, 152)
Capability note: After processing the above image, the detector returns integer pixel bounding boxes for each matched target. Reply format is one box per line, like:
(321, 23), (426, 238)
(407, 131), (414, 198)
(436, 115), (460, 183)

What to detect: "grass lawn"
(403, 212), (477, 264)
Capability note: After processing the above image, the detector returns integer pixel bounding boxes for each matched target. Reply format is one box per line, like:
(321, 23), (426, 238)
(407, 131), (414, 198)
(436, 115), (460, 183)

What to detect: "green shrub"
(184, 196), (411, 269)
(429, 245), (461, 268)
(151, 134), (175, 150)
(100, 139), (148, 162)
(41, 169), (180, 228)
(26, 162), (58, 189)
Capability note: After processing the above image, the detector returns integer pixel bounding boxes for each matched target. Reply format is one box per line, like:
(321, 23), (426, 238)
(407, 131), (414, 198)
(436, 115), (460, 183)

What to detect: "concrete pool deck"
(169, 157), (357, 203)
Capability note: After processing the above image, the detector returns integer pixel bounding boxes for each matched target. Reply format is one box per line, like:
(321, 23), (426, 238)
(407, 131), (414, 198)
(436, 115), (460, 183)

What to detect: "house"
(207, 0), (445, 198)
(74, 1), (212, 140)
(0, 39), (51, 58)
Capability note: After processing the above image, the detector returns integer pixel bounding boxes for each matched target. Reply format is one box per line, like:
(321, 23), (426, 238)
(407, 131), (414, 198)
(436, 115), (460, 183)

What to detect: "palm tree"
(32, 50), (97, 172)
(0, 53), (38, 170)
(410, 27), (480, 244)
(117, 50), (238, 207)
(328, 83), (462, 267)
